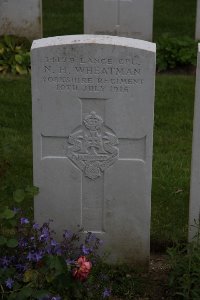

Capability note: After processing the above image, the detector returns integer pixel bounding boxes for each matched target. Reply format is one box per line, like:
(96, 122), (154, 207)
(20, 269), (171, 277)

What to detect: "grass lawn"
(0, 75), (195, 245)
(0, 76), (32, 209)
(153, 0), (197, 40)
(43, 0), (83, 37)
(152, 75), (194, 246)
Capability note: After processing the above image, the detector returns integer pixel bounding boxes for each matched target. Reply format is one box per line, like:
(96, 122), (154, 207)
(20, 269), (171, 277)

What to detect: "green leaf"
(8, 294), (17, 300)
(8, 218), (17, 227)
(22, 52), (30, 65)
(15, 54), (23, 64)
(13, 189), (25, 203)
(25, 185), (39, 196)
(1, 207), (15, 219)
(0, 235), (7, 245)
(46, 255), (65, 275)
(15, 46), (22, 52)
(45, 272), (55, 283)
(4, 35), (15, 49)
(23, 269), (39, 283)
(33, 289), (50, 299)
(15, 64), (28, 75)
(0, 65), (8, 72)
(7, 238), (18, 248)
(17, 287), (33, 299)
(0, 47), (5, 55)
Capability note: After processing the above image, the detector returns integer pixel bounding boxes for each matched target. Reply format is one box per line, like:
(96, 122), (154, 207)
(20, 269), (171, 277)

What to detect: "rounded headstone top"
(31, 34), (156, 52)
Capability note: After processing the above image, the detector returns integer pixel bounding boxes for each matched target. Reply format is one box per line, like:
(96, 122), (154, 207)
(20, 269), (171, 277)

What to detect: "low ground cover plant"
(168, 225), (200, 299)
(0, 187), (111, 300)
(0, 35), (30, 75)
(156, 35), (197, 72)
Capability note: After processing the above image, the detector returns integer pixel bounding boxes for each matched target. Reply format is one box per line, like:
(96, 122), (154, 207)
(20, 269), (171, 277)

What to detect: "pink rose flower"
(72, 256), (92, 281)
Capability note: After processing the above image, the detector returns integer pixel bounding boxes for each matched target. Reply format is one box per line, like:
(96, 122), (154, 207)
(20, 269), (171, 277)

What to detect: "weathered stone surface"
(196, 1), (200, 40)
(189, 44), (200, 240)
(84, 0), (154, 41)
(31, 35), (156, 265)
(0, 0), (42, 40)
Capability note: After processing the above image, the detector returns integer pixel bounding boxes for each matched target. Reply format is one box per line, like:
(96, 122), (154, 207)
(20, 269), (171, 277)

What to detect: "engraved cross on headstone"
(42, 97), (146, 233)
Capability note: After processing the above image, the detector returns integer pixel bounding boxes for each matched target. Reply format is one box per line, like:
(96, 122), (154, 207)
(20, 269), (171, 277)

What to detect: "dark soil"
(111, 255), (173, 300)
(142, 255), (172, 300)
(157, 64), (196, 76)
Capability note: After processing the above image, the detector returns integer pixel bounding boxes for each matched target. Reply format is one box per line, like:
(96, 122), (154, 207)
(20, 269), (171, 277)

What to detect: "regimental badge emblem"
(66, 111), (119, 180)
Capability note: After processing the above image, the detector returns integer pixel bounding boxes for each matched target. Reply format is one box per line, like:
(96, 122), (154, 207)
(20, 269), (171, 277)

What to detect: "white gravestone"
(196, 0), (200, 40)
(84, 0), (154, 41)
(189, 44), (200, 240)
(31, 35), (156, 265)
(0, 0), (42, 40)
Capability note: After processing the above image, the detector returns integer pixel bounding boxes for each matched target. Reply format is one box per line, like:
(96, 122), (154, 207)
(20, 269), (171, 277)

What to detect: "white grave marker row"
(0, 0), (42, 40)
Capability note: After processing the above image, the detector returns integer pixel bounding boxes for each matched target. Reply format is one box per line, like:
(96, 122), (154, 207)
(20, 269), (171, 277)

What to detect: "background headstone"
(0, 0), (42, 40)
(196, 0), (200, 40)
(31, 35), (156, 265)
(189, 44), (200, 240)
(84, 0), (154, 41)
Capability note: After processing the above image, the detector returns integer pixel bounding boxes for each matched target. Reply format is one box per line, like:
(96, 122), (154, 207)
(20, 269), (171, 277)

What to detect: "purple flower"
(27, 251), (43, 262)
(15, 263), (26, 272)
(34, 251), (43, 262)
(103, 288), (111, 298)
(39, 227), (50, 241)
(50, 239), (57, 247)
(81, 244), (91, 255)
(5, 278), (14, 289)
(54, 245), (62, 255)
(39, 234), (47, 241)
(45, 245), (52, 254)
(38, 296), (61, 300)
(0, 256), (10, 268)
(27, 252), (34, 261)
(20, 217), (29, 225)
(63, 230), (73, 239)
(33, 223), (40, 230)
(85, 232), (96, 243)
(18, 238), (28, 248)
(42, 227), (50, 234)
